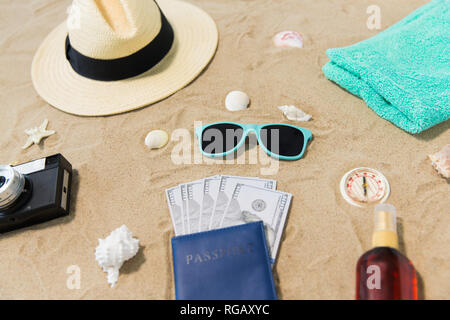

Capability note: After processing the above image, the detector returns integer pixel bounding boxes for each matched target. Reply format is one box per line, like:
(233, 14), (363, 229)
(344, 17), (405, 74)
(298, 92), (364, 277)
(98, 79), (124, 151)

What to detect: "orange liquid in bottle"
(355, 204), (418, 300)
(356, 247), (418, 300)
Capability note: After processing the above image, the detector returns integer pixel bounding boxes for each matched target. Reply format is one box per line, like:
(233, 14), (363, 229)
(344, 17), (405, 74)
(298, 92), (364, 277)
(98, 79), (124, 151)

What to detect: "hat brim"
(31, 0), (218, 116)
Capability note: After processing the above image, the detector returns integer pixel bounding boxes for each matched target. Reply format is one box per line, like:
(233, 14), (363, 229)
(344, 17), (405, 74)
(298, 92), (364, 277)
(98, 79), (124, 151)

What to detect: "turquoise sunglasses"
(195, 122), (312, 160)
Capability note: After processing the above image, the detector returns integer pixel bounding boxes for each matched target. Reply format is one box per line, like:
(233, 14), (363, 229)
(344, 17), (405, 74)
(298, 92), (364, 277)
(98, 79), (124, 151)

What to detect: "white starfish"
(22, 119), (56, 149)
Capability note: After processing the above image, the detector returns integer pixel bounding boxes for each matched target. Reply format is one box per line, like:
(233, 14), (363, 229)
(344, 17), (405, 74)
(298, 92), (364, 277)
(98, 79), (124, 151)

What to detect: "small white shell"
(273, 31), (303, 48)
(225, 91), (250, 111)
(145, 130), (169, 149)
(429, 144), (450, 179)
(278, 105), (312, 122)
(95, 225), (140, 288)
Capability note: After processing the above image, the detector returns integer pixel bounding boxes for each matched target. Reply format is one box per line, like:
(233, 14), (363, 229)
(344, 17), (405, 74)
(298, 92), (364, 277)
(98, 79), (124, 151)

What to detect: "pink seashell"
(429, 144), (450, 179)
(273, 31), (304, 48)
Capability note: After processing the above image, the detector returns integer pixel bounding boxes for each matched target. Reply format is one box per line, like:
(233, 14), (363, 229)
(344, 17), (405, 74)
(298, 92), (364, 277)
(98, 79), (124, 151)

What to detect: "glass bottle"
(356, 204), (418, 300)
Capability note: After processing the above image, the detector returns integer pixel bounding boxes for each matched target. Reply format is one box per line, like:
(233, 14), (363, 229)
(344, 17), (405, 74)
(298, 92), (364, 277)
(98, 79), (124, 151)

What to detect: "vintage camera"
(0, 154), (72, 233)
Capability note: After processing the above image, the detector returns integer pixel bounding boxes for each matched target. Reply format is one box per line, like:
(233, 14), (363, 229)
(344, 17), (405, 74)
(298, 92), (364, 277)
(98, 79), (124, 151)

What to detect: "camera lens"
(0, 166), (25, 210)
(0, 176), (6, 188)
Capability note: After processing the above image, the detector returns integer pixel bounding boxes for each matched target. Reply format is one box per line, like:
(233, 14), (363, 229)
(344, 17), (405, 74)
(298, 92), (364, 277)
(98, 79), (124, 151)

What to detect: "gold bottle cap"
(372, 204), (399, 249)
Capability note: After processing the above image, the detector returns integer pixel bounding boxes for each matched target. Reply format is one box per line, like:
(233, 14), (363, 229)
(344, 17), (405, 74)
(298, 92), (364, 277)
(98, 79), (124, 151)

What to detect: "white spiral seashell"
(225, 91), (250, 111)
(145, 130), (169, 149)
(95, 225), (140, 288)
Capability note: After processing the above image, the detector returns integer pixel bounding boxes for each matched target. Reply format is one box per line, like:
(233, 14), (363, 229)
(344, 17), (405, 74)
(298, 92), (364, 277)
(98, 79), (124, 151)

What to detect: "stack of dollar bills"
(165, 175), (292, 262)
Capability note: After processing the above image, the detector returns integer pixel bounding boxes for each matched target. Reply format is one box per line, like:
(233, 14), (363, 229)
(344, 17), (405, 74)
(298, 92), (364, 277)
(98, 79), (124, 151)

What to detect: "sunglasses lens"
(260, 125), (304, 157)
(201, 123), (244, 154)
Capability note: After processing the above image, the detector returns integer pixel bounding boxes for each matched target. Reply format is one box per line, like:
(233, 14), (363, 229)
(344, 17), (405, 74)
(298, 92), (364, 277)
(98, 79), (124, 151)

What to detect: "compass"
(340, 167), (390, 207)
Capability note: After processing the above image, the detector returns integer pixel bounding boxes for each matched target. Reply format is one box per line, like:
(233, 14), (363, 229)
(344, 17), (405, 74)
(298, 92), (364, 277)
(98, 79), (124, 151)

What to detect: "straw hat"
(31, 0), (218, 116)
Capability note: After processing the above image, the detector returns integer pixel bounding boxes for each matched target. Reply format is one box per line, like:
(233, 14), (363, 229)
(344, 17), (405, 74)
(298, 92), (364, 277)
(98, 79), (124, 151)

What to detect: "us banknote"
(165, 186), (184, 235)
(179, 184), (189, 234)
(209, 176), (277, 230)
(221, 183), (292, 262)
(185, 179), (204, 234)
(199, 176), (221, 232)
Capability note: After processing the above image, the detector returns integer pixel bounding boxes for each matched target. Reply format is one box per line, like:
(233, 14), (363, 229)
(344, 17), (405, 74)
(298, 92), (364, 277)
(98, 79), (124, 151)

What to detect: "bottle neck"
(372, 230), (398, 249)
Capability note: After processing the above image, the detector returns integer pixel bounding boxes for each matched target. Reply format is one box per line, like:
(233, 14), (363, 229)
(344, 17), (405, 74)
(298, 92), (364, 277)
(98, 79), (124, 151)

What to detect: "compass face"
(340, 168), (390, 207)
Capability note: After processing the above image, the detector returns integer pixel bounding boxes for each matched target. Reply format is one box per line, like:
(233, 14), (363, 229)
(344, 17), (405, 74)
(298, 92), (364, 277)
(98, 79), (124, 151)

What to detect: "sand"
(0, 0), (448, 299)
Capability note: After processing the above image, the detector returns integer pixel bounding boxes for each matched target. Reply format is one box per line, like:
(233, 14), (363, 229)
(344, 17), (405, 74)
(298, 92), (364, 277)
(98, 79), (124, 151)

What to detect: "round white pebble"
(145, 130), (169, 149)
(225, 91), (250, 111)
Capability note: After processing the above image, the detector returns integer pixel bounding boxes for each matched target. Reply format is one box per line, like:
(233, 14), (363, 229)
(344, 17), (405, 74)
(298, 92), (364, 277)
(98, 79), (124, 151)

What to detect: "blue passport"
(171, 222), (277, 300)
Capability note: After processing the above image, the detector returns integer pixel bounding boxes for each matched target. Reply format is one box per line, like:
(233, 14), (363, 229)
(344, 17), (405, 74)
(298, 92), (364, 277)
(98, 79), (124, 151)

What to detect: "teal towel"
(323, 0), (450, 134)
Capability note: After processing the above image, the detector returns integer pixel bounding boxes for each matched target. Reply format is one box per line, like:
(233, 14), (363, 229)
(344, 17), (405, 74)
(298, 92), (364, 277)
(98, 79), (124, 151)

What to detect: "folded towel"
(323, 0), (450, 134)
